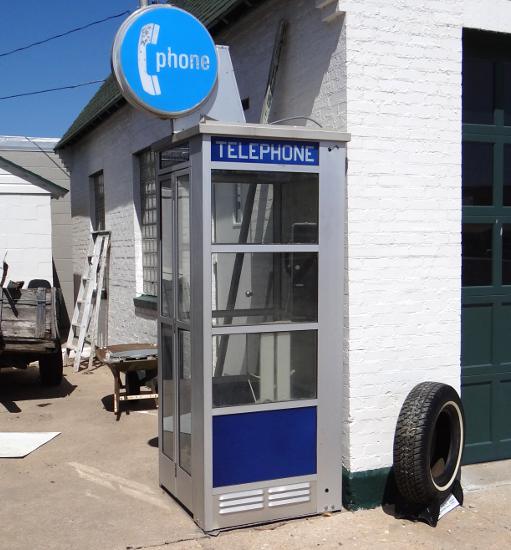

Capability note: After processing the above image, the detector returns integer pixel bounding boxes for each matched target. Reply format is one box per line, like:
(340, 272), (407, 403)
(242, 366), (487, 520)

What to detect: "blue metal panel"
(213, 407), (317, 488)
(211, 137), (319, 166)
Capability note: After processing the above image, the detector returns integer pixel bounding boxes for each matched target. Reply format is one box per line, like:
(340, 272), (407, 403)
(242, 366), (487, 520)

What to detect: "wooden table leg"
(113, 369), (120, 415)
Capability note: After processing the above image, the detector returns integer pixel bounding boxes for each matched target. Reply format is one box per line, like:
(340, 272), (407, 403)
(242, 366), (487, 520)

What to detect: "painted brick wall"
(61, 106), (171, 345)
(217, 0), (346, 129)
(340, 0), (463, 472)
(464, 0), (511, 33)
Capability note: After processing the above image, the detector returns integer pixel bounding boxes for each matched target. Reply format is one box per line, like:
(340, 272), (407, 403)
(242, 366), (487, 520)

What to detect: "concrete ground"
(0, 364), (510, 550)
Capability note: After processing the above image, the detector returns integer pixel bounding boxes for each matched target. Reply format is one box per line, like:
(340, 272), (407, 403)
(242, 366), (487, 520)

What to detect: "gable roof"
(0, 136), (69, 197)
(56, 0), (266, 151)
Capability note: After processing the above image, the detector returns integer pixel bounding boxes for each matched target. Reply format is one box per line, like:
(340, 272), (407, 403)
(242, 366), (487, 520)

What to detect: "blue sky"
(0, 0), (140, 138)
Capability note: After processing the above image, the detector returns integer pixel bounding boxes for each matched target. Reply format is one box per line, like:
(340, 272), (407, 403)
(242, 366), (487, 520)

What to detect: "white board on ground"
(0, 432), (61, 458)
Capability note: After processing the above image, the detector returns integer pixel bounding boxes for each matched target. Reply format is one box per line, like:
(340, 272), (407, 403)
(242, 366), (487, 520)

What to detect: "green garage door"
(462, 30), (511, 463)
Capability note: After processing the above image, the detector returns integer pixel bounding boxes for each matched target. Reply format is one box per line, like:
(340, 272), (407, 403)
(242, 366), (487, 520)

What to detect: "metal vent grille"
(267, 482), (311, 507)
(218, 489), (264, 515)
(217, 482), (311, 515)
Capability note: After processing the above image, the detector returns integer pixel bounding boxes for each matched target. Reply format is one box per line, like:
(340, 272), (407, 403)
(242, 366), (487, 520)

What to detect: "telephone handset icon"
(138, 23), (161, 96)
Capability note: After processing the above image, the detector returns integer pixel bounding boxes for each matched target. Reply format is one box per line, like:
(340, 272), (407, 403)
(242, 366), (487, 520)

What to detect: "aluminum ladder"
(64, 231), (110, 371)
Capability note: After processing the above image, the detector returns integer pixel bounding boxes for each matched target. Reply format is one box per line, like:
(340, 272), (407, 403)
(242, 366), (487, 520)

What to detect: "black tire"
(393, 382), (464, 505)
(39, 350), (63, 386)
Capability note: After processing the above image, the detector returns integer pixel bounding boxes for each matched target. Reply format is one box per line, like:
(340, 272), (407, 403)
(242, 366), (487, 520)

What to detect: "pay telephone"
(138, 23), (161, 96)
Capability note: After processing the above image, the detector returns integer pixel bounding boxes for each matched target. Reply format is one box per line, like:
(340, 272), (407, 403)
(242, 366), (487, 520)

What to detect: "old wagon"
(0, 286), (63, 385)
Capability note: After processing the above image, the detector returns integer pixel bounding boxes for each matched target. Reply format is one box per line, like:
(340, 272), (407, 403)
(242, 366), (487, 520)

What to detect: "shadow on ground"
(101, 394), (158, 415)
(0, 366), (76, 413)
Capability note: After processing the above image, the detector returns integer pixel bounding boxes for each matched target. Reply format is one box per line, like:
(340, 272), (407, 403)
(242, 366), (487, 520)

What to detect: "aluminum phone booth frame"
(154, 120), (349, 532)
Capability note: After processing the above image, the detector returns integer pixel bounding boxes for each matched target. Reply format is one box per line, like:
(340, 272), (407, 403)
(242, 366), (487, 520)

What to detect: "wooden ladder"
(64, 231), (110, 371)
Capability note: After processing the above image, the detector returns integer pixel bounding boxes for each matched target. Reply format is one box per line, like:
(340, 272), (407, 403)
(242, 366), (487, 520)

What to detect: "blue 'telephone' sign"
(112, 6), (218, 117)
(211, 137), (319, 166)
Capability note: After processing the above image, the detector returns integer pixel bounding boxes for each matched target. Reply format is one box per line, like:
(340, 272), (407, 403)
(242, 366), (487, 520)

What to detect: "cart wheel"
(39, 350), (63, 386)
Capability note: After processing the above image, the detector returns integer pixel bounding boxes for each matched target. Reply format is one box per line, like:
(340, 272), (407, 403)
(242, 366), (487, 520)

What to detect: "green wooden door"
(461, 30), (511, 464)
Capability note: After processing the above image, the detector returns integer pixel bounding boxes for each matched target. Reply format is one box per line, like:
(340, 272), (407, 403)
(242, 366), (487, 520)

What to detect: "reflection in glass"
(462, 57), (494, 124)
(212, 252), (318, 325)
(161, 180), (173, 316)
(212, 331), (317, 407)
(179, 330), (192, 474)
(160, 142), (189, 169)
(177, 175), (191, 321)
(462, 142), (493, 206)
(462, 224), (493, 286)
(212, 170), (319, 244)
(504, 145), (511, 206)
(162, 324), (174, 460)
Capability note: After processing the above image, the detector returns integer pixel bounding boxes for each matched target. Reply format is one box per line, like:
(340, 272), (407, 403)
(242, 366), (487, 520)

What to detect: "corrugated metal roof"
(57, 0), (264, 150)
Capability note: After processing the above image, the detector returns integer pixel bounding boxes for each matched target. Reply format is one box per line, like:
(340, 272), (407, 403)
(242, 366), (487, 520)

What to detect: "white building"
(0, 136), (72, 328)
(56, 0), (511, 509)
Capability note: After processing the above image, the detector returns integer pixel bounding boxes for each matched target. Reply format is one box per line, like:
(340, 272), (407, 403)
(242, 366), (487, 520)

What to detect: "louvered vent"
(218, 489), (264, 515)
(267, 482), (311, 507)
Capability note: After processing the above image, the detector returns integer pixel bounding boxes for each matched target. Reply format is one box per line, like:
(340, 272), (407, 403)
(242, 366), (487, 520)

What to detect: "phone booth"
(155, 120), (348, 531)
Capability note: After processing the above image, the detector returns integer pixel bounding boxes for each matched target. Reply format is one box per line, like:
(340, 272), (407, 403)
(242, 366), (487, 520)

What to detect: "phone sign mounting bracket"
(112, 5), (218, 118)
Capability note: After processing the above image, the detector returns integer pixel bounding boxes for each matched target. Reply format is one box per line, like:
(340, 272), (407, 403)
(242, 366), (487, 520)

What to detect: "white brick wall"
(464, 0), (511, 33)
(61, 107), (171, 345)
(341, 0), (463, 472)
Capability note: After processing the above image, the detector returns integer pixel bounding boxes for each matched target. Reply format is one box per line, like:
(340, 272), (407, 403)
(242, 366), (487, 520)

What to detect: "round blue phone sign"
(112, 5), (218, 117)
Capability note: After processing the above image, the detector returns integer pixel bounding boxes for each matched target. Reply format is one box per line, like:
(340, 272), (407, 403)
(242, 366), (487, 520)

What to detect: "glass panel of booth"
(212, 330), (317, 408)
(177, 174), (191, 321)
(161, 323), (174, 460)
(179, 329), (192, 474)
(212, 252), (318, 325)
(160, 178), (173, 317)
(210, 167), (320, 409)
(212, 170), (319, 244)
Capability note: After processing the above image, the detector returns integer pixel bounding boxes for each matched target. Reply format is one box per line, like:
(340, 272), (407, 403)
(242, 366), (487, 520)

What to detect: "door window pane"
(177, 175), (191, 321)
(179, 330), (192, 475)
(160, 180), (173, 317)
(504, 62), (511, 126)
(161, 324), (174, 460)
(212, 170), (319, 244)
(212, 330), (317, 407)
(462, 223), (493, 286)
(462, 57), (494, 124)
(504, 145), (511, 206)
(503, 224), (511, 285)
(462, 142), (493, 206)
(212, 252), (318, 325)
